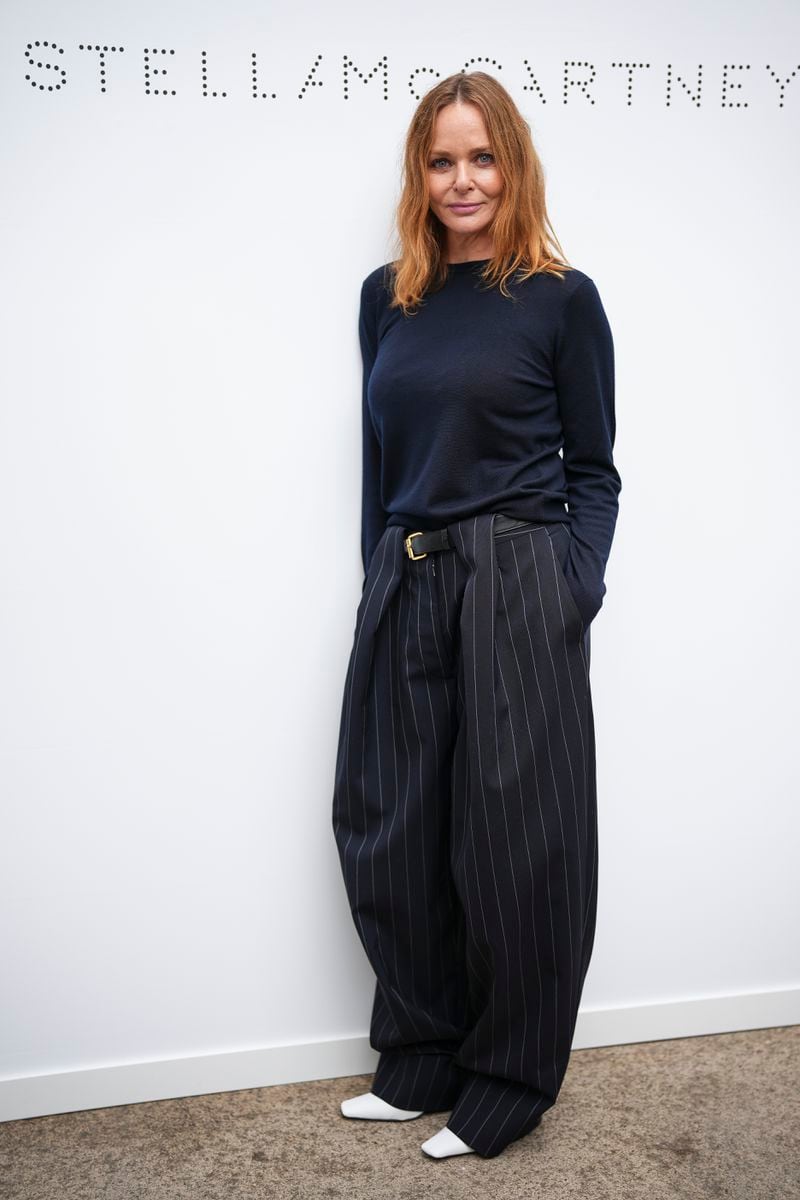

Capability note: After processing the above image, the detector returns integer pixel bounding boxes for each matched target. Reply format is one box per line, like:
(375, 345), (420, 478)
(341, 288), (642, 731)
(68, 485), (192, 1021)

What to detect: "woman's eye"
(430, 153), (494, 169)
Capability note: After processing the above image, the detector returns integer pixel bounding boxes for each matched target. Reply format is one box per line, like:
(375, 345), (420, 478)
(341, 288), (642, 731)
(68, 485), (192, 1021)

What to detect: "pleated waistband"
(352, 512), (539, 776)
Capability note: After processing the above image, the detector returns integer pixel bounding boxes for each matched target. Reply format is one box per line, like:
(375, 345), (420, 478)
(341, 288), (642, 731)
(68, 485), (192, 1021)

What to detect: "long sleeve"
(359, 275), (388, 577)
(553, 276), (622, 627)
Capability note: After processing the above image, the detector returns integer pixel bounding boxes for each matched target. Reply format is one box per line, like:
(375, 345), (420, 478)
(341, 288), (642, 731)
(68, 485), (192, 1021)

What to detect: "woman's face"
(426, 101), (503, 258)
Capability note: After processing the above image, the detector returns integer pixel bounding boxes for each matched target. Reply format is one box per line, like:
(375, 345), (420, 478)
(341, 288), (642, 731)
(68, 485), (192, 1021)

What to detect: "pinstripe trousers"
(331, 511), (598, 1158)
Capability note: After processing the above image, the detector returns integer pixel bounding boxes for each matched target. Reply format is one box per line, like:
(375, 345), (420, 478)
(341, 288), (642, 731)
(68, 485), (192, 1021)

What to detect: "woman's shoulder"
(361, 261), (395, 298)
(358, 263), (397, 329)
(531, 266), (610, 328)
(532, 264), (596, 300)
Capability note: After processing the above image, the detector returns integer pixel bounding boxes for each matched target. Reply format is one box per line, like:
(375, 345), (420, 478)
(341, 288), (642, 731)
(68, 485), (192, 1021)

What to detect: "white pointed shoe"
(340, 1091), (424, 1120)
(421, 1126), (476, 1158)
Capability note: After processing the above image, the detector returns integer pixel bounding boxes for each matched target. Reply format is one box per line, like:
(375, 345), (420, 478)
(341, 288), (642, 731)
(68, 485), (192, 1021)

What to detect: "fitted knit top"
(358, 257), (622, 627)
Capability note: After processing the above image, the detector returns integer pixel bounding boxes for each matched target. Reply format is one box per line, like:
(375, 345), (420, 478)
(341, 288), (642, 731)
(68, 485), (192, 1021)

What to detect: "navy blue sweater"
(358, 258), (622, 627)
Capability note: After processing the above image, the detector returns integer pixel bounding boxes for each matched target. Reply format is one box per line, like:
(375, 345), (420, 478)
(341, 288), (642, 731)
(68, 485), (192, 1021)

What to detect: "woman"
(332, 70), (621, 1162)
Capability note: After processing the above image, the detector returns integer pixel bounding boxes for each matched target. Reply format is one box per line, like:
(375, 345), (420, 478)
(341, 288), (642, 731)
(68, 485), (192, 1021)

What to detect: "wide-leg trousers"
(331, 511), (598, 1158)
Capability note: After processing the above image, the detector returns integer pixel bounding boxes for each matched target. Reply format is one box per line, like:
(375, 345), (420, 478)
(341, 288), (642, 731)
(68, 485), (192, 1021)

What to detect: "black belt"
(403, 513), (541, 560)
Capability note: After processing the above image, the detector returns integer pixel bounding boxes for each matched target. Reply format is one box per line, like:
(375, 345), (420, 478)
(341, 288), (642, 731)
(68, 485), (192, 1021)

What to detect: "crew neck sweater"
(358, 258), (622, 628)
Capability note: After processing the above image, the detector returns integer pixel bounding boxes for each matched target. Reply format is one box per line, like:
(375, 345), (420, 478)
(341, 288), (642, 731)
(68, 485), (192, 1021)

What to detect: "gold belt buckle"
(404, 531), (427, 560)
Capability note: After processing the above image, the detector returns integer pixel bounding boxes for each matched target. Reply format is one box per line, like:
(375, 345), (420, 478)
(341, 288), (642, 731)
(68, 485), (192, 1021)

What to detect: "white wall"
(1, 0), (798, 1121)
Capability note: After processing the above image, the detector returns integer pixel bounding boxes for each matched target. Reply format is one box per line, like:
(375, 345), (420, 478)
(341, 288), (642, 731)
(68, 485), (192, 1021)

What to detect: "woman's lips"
(449, 202), (482, 214)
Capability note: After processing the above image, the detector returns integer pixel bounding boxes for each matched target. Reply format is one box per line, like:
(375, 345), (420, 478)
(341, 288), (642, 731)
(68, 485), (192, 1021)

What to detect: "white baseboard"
(2, 987), (798, 1124)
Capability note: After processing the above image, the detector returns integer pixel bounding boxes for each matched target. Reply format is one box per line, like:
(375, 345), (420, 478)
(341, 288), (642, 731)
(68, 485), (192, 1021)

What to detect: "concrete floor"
(0, 1025), (797, 1200)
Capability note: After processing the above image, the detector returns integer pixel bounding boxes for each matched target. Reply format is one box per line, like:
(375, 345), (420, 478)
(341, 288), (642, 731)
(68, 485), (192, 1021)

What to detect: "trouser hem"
(371, 1049), (467, 1113)
(445, 1072), (550, 1157)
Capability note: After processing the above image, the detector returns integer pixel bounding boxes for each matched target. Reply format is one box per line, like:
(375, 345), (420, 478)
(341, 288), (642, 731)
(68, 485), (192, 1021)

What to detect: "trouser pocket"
(493, 517), (544, 541)
(542, 523), (585, 633)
